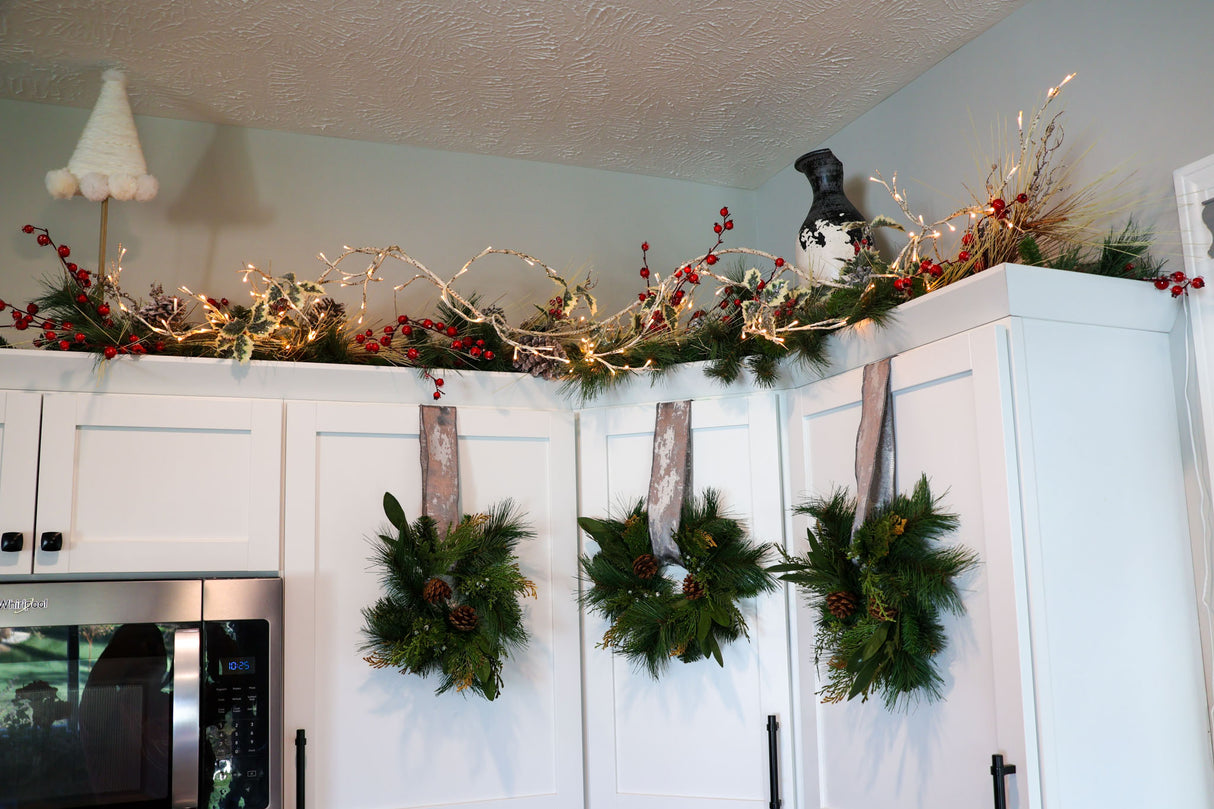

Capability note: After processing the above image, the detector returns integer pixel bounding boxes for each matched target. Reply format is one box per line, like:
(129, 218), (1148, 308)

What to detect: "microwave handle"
(172, 627), (202, 809)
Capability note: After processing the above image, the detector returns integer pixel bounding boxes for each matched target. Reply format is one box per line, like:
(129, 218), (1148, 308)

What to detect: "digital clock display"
(219, 656), (256, 675)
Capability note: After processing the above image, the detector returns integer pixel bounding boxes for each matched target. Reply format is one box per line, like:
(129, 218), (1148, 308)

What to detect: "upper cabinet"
(281, 399), (583, 809)
(784, 268), (1214, 808)
(0, 385), (283, 577)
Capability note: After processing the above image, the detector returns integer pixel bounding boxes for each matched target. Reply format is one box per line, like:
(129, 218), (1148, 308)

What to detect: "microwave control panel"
(203, 620), (271, 809)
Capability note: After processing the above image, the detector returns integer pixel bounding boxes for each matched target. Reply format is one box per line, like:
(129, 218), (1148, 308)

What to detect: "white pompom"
(46, 169), (79, 199)
(109, 173), (137, 200)
(134, 174), (159, 202)
(79, 173), (110, 202)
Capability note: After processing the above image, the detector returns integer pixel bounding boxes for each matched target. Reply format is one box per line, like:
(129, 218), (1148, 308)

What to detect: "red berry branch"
(1153, 269), (1205, 298)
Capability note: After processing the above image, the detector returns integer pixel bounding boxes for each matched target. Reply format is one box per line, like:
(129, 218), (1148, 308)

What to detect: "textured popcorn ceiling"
(0, 0), (1023, 188)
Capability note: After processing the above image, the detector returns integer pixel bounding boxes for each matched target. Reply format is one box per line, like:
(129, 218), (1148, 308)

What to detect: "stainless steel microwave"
(0, 577), (282, 809)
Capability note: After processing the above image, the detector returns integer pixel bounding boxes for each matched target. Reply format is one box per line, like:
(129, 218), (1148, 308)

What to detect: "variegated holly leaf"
(868, 214), (904, 231)
(232, 333), (254, 363)
(742, 267), (763, 292)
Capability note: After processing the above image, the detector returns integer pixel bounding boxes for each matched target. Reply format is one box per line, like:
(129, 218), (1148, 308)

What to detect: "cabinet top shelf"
(0, 264), (1181, 408)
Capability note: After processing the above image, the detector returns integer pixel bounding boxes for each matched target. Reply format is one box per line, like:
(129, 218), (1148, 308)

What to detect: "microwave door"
(0, 580), (203, 809)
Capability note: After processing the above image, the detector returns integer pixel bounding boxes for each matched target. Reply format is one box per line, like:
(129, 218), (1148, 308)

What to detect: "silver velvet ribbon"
(647, 400), (693, 564)
(854, 358), (895, 529)
(420, 405), (460, 535)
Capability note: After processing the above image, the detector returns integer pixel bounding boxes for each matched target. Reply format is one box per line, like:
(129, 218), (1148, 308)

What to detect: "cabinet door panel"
(787, 329), (1026, 809)
(0, 392), (40, 575)
(580, 394), (793, 809)
(34, 393), (282, 574)
(283, 402), (582, 809)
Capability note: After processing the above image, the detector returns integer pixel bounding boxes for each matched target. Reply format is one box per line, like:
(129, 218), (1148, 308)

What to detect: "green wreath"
(361, 492), (536, 701)
(770, 475), (978, 709)
(577, 490), (777, 678)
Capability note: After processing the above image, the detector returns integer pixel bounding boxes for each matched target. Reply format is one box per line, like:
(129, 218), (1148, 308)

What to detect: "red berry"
(476, 339), (485, 347)
(220, 298), (229, 306)
(714, 224), (723, 234)
(958, 251), (970, 261)
(37, 234), (51, 246)
(675, 269), (683, 277)
(733, 299), (742, 306)
(452, 340), (463, 349)
(14, 320), (28, 331)
(57, 245), (71, 258)
(757, 280), (766, 291)
(704, 254), (718, 265)
(432, 378), (444, 388)
(76, 293), (89, 304)
(422, 319), (433, 329)
(61, 321), (71, 330)
(118, 347), (128, 355)
(469, 346), (482, 357)
(406, 347), (420, 360)
(155, 341), (165, 352)
(26, 303), (38, 315)
(355, 333), (366, 343)
(57, 339), (69, 351)
(384, 325), (395, 334)
(1192, 277), (1206, 289)
(640, 293), (648, 302)
(720, 207), (729, 217)
(432, 391), (442, 400)
(1173, 285), (1185, 297)
(44, 331), (56, 340)
(640, 268), (650, 278)
(66, 263), (77, 272)
(724, 221), (734, 230)
(21, 225), (34, 234)
(930, 264), (943, 277)
(483, 350), (494, 360)
(103, 346), (117, 360)
(127, 334), (138, 343)
(103, 318), (113, 327)
(97, 304), (110, 317)
(366, 341), (380, 353)
(1016, 193), (1028, 204)
(74, 332), (85, 343)
(990, 198), (1006, 212)
(1154, 278), (1168, 290)
(435, 322), (445, 331)
(1172, 271), (1187, 283)
(688, 273), (699, 284)
(446, 326), (458, 337)
(398, 315), (409, 324)
(641, 242), (649, 252)
(381, 335), (392, 345)
(774, 257), (785, 267)
(961, 233), (974, 245)
(0, 300), (5, 310)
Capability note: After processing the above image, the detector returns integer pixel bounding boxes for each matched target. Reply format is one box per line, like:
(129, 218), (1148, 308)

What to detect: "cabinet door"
(785, 327), (1032, 809)
(578, 393), (794, 809)
(34, 393), (283, 575)
(283, 401), (583, 809)
(0, 392), (41, 575)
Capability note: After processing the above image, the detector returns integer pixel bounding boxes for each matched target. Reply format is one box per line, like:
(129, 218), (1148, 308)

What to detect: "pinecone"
(512, 334), (568, 380)
(135, 283), (187, 329)
(448, 604), (479, 631)
(682, 574), (706, 600)
(632, 554), (658, 580)
(307, 296), (346, 326)
(422, 577), (452, 604)
(825, 590), (859, 619)
(867, 595), (898, 622)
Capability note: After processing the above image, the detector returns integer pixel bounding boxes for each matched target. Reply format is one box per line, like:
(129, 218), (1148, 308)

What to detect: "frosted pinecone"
(135, 283), (187, 329)
(307, 297), (346, 326)
(512, 334), (568, 381)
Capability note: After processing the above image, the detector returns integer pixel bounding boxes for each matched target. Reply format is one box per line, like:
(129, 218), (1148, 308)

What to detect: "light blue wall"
(758, 0), (1214, 268)
(0, 99), (755, 329)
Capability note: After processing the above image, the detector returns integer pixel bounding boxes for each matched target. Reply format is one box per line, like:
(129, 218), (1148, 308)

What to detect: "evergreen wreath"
(769, 475), (978, 709)
(361, 492), (537, 701)
(578, 490), (777, 678)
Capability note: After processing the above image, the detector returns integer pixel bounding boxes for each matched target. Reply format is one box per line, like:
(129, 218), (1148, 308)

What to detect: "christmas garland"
(361, 492), (537, 701)
(578, 490), (777, 677)
(769, 476), (978, 709)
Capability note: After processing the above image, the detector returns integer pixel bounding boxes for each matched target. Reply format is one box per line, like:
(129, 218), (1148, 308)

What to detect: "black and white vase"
(794, 148), (869, 286)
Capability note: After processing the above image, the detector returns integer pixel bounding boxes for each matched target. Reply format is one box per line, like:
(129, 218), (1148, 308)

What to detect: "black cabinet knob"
(1, 532), (23, 552)
(40, 531), (63, 552)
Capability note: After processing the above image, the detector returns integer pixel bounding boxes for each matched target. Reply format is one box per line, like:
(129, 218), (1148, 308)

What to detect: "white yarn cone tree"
(44, 69), (158, 274)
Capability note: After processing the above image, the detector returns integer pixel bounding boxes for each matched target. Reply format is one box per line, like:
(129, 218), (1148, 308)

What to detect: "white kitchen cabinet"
(577, 392), (795, 809)
(783, 265), (1214, 808)
(282, 399), (583, 809)
(0, 391), (40, 574)
(0, 385), (283, 577)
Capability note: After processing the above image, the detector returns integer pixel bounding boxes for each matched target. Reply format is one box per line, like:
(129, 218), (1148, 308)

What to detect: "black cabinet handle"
(40, 531), (63, 552)
(295, 728), (307, 809)
(991, 753), (1016, 809)
(766, 714), (782, 809)
(1, 532), (22, 552)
